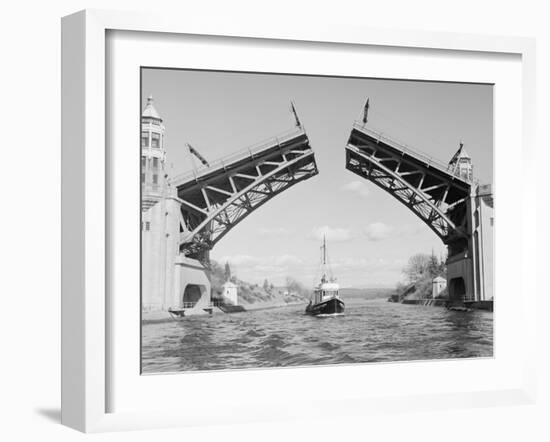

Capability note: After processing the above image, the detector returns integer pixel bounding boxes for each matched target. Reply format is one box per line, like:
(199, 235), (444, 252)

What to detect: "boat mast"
(323, 235), (326, 265)
(319, 235), (328, 283)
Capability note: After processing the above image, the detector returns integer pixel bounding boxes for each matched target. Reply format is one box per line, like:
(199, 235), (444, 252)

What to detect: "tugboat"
(305, 236), (345, 316)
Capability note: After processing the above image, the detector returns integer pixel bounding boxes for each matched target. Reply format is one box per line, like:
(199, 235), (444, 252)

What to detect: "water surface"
(141, 298), (493, 373)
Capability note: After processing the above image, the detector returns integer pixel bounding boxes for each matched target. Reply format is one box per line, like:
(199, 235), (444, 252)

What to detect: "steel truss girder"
(346, 144), (467, 242)
(180, 150), (317, 255)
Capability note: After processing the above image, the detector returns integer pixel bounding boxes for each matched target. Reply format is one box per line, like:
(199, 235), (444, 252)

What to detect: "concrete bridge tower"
(445, 142), (493, 307)
(141, 96), (168, 204)
(141, 96), (212, 315)
(447, 142), (473, 182)
(140, 97), (181, 311)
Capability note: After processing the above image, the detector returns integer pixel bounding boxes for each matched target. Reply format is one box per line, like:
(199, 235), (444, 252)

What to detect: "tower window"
(151, 133), (160, 148)
(141, 157), (146, 169)
(152, 174), (158, 184)
(145, 221), (150, 231)
(152, 157), (159, 169)
(141, 173), (145, 183)
(141, 131), (148, 147)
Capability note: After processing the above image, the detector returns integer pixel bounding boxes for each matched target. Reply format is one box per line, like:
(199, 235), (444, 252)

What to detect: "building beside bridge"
(432, 276), (447, 299)
(221, 281), (239, 305)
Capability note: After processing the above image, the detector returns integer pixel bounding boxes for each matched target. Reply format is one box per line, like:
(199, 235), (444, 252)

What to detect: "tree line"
(402, 252), (446, 284)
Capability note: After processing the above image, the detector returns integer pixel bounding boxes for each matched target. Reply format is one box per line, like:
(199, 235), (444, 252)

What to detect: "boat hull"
(305, 297), (345, 316)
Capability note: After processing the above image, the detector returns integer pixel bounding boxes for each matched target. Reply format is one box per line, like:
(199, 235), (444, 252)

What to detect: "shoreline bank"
(142, 300), (305, 324)
(394, 298), (493, 312)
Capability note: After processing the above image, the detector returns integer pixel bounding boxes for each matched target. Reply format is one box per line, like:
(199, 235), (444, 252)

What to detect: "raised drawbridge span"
(345, 121), (493, 306)
(346, 122), (471, 245)
(172, 127), (318, 261)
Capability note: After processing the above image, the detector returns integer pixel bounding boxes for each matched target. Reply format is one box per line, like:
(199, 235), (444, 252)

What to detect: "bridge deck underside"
(346, 127), (471, 242)
(177, 132), (318, 258)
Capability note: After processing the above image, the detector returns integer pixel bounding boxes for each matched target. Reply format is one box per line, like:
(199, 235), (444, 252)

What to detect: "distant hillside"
(339, 287), (394, 300)
(209, 260), (310, 307)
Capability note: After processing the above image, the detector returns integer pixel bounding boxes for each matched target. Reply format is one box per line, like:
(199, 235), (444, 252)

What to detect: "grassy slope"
(210, 261), (309, 306)
(394, 276), (448, 301)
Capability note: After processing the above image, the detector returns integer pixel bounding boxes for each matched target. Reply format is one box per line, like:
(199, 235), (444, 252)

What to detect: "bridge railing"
(352, 121), (474, 184)
(170, 126), (307, 186)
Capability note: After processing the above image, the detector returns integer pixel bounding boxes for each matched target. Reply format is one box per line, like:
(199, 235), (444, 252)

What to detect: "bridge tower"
(444, 142), (493, 306)
(141, 95), (168, 205)
(448, 142), (473, 182)
(140, 97), (208, 312)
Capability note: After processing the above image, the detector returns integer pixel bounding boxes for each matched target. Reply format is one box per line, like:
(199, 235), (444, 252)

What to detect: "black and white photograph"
(140, 68), (494, 374)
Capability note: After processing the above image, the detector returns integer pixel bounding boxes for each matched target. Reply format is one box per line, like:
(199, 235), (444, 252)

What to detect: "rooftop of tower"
(142, 95), (162, 121)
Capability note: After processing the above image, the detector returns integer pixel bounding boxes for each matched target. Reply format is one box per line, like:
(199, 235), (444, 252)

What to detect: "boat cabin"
(313, 281), (339, 304)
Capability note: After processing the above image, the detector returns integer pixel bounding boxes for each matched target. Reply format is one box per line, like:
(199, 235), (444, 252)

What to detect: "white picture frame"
(61, 9), (537, 433)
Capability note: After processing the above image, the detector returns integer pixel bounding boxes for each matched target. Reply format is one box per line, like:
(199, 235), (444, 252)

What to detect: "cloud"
(217, 254), (258, 266)
(341, 180), (370, 198)
(329, 256), (405, 272)
(217, 254), (304, 275)
(309, 225), (352, 242)
(251, 264), (286, 275)
(257, 227), (291, 237)
(320, 256), (407, 287)
(397, 223), (425, 236)
(363, 222), (393, 241)
(274, 254), (304, 266)
(214, 253), (406, 287)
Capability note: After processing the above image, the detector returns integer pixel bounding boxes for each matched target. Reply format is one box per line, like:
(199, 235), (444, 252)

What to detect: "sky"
(142, 68), (493, 288)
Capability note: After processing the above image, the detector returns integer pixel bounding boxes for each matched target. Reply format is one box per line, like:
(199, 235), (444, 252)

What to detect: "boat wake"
(316, 313), (345, 318)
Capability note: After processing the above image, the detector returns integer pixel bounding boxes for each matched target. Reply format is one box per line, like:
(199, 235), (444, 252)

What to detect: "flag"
(291, 101), (301, 127)
(187, 143), (210, 167)
(362, 98), (370, 124)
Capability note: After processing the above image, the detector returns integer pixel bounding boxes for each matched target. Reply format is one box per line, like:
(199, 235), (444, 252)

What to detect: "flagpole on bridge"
(185, 143), (198, 177)
(290, 100), (302, 128)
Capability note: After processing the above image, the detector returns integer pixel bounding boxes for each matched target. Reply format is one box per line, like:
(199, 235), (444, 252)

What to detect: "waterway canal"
(141, 297), (493, 374)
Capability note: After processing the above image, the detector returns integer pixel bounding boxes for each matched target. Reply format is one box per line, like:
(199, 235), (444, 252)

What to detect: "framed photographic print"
(61, 9), (537, 432)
